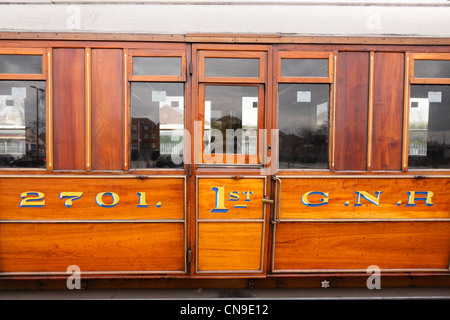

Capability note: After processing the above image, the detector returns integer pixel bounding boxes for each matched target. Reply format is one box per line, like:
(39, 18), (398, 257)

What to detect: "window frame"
(410, 53), (450, 85)
(0, 47), (50, 171)
(199, 83), (265, 165)
(128, 49), (187, 82)
(195, 47), (268, 166)
(275, 50), (335, 172)
(127, 48), (188, 171)
(404, 52), (450, 171)
(198, 50), (266, 84)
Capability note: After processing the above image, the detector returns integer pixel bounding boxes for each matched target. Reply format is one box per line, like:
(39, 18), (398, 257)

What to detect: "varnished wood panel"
(91, 49), (124, 170)
(0, 223), (185, 273)
(334, 52), (369, 171)
(52, 48), (85, 170)
(0, 177), (185, 220)
(277, 177), (450, 220)
(197, 178), (265, 220)
(273, 222), (450, 271)
(197, 222), (263, 272)
(372, 52), (405, 171)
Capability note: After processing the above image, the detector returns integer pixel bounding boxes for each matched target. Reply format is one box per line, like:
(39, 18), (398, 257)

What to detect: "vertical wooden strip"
(46, 49), (53, 171)
(52, 48), (86, 170)
(372, 52), (405, 171)
(330, 52), (337, 171)
(367, 52), (374, 171)
(91, 49), (123, 170)
(334, 52), (369, 171)
(403, 53), (411, 172)
(123, 49), (129, 171)
(85, 48), (91, 172)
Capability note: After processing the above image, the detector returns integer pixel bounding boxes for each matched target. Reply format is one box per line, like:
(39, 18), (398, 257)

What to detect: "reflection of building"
(131, 117), (159, 151)
(0, 96), (26, 159)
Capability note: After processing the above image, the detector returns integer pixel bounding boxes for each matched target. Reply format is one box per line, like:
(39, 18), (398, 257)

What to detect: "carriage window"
(0, 81), (46, 168)
(0, 54), (43, 74)
(133, 57), (182, 76)
(130, 82), (184, 169)
(281, 59), (328, 78)
(414, 60), (450, 79)
(204, 85), (259, 158)
(408, 85), (450, 169)
(277, 52), (333, 170)
(278, 84), (329, 169)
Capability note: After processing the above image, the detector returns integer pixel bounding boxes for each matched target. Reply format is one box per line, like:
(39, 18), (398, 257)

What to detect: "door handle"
(262, 197), (274, 204)
(272, 176), (282, 224)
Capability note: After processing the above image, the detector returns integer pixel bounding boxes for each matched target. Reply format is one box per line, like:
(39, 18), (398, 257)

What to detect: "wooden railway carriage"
(0, 2), (449, 289)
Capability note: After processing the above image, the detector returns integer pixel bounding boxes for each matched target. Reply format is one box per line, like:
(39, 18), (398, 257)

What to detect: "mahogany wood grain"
(91, 49), (124, 170)
(0, 177), (185, 221)
(334, 52), (370, 171)
(0, 223), (185, 273)
(197, 178), (265, 220)
(197, 222), (263, 272)
(277, 177), (450, 220)
(273, 222), (450, 271)
(372, 52), (405, 171)
(52, 48), (86, 170)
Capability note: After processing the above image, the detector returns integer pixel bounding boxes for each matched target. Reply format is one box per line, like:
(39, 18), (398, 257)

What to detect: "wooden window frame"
(128, 49), (186, 82)
(126, 48), (188, 172)
(410, 53), (450, 85)
(0, 48), (47, 80)
(0, 47), (50, 171)
(277, 51), (333, 84)
(198, 50), (266, 84)
(196, 47), (269, 166)
(403, 52), (450, 172)
(275, 50), (335, 172)
(199, 83), (265, 165)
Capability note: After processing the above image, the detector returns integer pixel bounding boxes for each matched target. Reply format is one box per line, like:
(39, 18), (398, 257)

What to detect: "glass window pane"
(0, 55), (43, 74)
(281, 59), (328, 78)
(414, 60), (450, 79)
(133, 57), (182, 76)
(204, 85), (258, 156)
(408, 85), (450, 169)
(0, 81), (46, 168)
(130, 82), (184, 169)
(278, 84), (329, 169)
(205, 58), (259, 78)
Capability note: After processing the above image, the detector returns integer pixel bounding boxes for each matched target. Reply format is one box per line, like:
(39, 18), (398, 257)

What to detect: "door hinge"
(189, 62), (193, 76)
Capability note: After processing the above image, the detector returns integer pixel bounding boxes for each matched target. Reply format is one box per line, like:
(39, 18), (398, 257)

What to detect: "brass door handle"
(262, 197), (274, 204)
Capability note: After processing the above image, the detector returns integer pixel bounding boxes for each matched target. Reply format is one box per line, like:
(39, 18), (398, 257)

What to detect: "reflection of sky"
(131, 82), (184, 123)
(409, 98), (429, 125)
(0, 81), (46, 131)
(205, 58), (259, 78)
(415, 60), (450, 78)
(0, 55), (42, 74)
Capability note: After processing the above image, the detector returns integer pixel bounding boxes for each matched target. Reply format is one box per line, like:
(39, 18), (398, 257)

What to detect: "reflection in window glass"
(281, 59), (328, 78)
(278, 84), (329, 169)
(408, 85), (450, 169)
(0, 81), (46, 168)
(414, 60), (450, 79)
(133, 57), (182, 76)
(204, 86), (258, 156)
(0, 55), (43, 74)
(130, 82), (184, 169)
(205, 58), (259, 78)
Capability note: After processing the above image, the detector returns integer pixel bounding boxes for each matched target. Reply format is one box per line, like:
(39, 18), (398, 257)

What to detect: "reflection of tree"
(279, 122), (328, 166)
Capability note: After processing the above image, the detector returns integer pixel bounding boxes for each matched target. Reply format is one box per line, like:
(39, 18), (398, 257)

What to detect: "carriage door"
(191, 45), (272, 275)
(271, 49), (335, 273)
